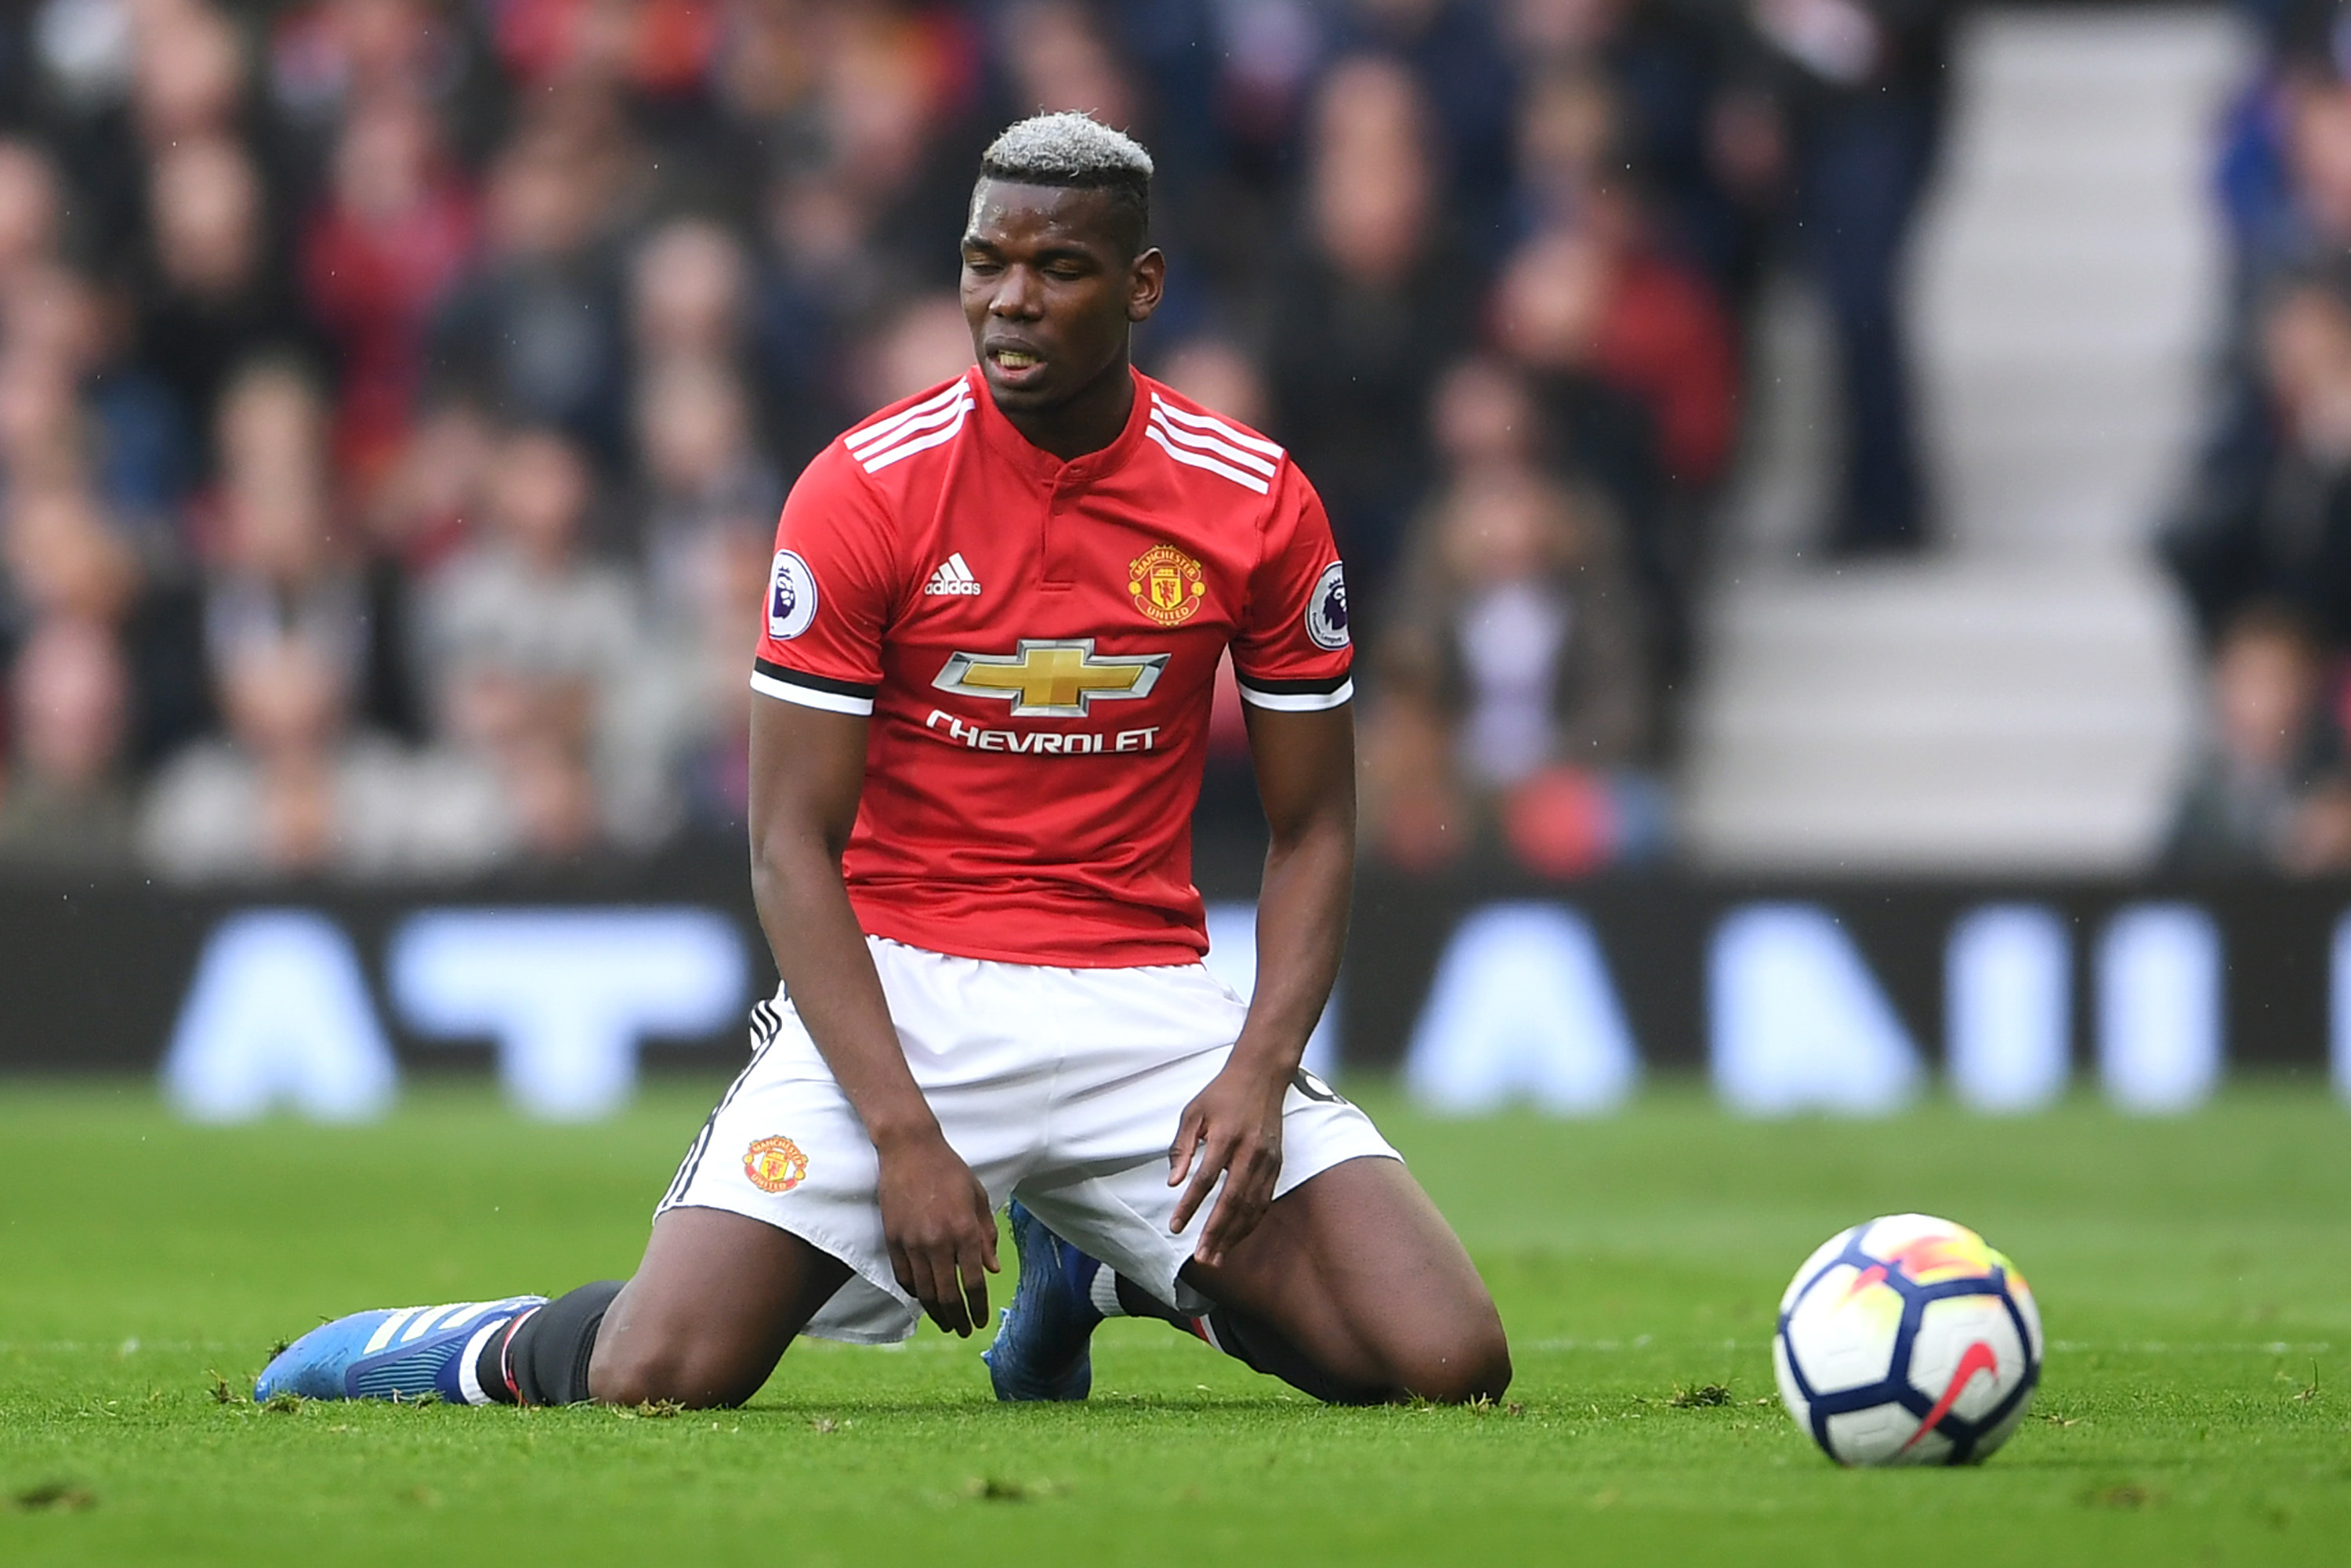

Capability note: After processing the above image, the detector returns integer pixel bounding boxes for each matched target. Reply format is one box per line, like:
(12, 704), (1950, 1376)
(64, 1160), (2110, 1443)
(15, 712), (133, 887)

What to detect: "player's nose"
(989, 264), (1045, 318)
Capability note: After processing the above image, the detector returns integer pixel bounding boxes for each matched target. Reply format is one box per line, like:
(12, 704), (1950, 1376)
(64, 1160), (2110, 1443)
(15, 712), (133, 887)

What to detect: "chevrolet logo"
(933, 639), (1168, 717)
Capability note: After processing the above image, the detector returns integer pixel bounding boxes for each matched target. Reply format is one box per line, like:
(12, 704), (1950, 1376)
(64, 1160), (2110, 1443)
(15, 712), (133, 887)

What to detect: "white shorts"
(657, 936), (1400, 1344)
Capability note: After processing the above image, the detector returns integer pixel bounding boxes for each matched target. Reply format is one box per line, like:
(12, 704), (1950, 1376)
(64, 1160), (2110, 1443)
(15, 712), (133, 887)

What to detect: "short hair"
(976, 112), (1152, 255)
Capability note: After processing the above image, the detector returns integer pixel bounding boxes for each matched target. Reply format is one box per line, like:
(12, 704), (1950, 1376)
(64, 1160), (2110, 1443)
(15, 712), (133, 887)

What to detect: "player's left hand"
(1168, 1062), (1287, 1267)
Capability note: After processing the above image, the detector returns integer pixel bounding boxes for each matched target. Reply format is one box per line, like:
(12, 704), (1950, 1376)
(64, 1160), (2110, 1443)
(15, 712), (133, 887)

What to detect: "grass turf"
(1, 1079), (2346, 1566)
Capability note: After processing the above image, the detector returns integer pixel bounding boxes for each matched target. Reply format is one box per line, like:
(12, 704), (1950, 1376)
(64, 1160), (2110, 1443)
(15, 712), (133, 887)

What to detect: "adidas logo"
(924, 553), (984, 596)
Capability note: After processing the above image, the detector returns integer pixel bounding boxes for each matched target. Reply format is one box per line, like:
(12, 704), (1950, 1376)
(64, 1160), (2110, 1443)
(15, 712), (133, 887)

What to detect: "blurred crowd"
(0, 0), (1953, 882)
(2160, 0), (2351, 872)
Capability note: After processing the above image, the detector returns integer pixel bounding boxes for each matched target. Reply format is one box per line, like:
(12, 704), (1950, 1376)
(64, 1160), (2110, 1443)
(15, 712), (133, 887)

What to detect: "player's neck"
(995, 355), (1136, 462)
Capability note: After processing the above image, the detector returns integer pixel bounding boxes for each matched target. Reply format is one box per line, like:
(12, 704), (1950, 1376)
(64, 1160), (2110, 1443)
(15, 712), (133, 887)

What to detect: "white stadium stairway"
(1683, 6), (2246, 872)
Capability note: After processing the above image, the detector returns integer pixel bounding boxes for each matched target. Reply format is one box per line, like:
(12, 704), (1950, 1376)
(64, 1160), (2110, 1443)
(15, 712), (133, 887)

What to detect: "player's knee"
(1387, 1313), (1512, 1405)
(589, 1336), (758, 1410)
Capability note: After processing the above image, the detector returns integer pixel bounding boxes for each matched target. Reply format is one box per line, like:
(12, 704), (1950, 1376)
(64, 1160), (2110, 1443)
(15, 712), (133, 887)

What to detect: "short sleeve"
(1230, 465), (1353, 711)
(749, 448), (899, 716)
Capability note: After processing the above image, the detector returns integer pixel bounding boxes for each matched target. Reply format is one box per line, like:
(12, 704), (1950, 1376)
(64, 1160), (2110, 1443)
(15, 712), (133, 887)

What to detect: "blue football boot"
(254, 1295), (547, 1404)
(983, 1202), (1103, 1402)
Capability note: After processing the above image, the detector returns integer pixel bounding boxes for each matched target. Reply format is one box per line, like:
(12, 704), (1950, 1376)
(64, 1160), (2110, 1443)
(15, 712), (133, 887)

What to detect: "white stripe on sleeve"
(750, 672), (876, 715)
(1235, 679), (1354, 712)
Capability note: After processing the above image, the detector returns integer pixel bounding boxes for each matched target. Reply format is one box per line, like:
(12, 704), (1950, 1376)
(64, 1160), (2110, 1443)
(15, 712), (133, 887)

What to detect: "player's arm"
(747, 695), (999, 1334)
(1169, 700), (1355, 1267)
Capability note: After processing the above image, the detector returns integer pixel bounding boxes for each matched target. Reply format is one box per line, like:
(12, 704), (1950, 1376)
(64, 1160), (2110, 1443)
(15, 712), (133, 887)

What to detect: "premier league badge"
(768, 550), (818, 640)
(1306, 562), (1349, 650)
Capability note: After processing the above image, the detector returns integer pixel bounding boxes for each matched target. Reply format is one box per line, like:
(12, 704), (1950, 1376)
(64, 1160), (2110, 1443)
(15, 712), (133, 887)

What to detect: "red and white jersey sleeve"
(749, 442), (903, 716)
(1230, 464), (1353, 711)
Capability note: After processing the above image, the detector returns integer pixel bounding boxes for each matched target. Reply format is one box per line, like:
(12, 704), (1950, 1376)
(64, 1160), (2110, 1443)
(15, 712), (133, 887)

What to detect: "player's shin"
(1184, 1303), (1388, 1406)
(492, 1280), (625, 1405)
(1107, 1273), (1387, 1406)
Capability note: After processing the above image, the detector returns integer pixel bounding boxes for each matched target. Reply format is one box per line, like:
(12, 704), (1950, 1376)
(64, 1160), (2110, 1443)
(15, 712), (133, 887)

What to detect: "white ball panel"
(1860, 1211), (1969, 1259)
(1781, 1262), (1902, 1396)
(1823, 1401), (1931, 1468)
(1905, 1292), (2027, 1422)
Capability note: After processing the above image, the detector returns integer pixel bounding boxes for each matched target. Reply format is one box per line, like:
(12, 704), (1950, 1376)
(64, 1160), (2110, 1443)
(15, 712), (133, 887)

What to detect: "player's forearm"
(1230, 810), (1352, 1081)
(749, 837), (942, 1150)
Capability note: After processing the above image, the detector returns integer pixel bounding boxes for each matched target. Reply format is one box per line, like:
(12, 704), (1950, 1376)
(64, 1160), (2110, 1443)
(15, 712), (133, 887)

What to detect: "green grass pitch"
(2, 1079), (2347, 1566)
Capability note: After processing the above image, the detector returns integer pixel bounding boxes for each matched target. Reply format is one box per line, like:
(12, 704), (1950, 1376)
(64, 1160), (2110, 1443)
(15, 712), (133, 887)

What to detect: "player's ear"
(1127, 248), (1165, 324)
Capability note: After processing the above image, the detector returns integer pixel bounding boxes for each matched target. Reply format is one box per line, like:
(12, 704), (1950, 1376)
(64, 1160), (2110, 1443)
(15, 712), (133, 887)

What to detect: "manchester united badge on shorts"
(743, 1135), (810, 1193)
(1128, 543), (1207, 626)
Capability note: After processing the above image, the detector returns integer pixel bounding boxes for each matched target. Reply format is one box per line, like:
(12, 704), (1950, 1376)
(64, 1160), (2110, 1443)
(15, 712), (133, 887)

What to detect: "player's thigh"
(589, 1206), (853, 1407)
(1191, 1156), (1511, 1398)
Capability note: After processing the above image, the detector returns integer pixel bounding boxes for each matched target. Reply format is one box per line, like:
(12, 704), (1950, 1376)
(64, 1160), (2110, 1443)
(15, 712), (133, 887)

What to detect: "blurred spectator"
(1489, 236), (1686, 686)
(1336, 0), (1518, 251)
(2163, 266), (2351, 648)
(1511, 60), (1617, 238)
(415, 423), (646, 854)
(1361, 456), (1667, 875)
(0, 334), (89, 505)
(266, 0), (506, 179)
(0, 614), (137, 867)
(3, 483), (139, 631)
(197, 360), (420, 744)
(626, 216), (784, 547)
(628, 352), (778, 835)
(2219, 37), (2351, 305)
(1389, 463), (1651, 783)
(662, 517), (772, 836)
(139, 136), (312, 451)
(426, 119), (633, 461)
(1505, 0), (1769, 307)
(132, 0), (252, 151)
(632, 218), (749, 371)
(2164, 602), (2351, 872)
(635, 359), (778, 613)
(1357, 672), (1470, 871)
(734, 2), (986, 302)
(300, 92), (479, 485)
(0, 140), (60, 288)
(5, 263), (193, 523)
(1493, 205), (1737, 498)
(1156, 335), (1272, 432)
(1735, 0), (1952, 555)
(139, 625), (513, 881)
(756, 166), (910, 468)
(1429, 353), (1541, 472)
(859, 292), (976, 409)
(996, 1), (1139, 130)
(363, 397), (492, 572)
(1267, 55), (1479, 609)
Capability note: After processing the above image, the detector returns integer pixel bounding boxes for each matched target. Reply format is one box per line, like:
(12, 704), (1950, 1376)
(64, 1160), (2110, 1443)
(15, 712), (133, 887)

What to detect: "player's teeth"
(998, 352), (1034, 367)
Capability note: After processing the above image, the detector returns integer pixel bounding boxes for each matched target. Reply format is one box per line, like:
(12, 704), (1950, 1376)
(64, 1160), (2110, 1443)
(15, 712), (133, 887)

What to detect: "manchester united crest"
(743, 1135), (810, 1193)
(1128, 543), (1207, 626)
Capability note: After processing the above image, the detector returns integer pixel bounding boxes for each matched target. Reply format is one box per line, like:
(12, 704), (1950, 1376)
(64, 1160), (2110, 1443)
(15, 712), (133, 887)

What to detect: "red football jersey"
(751, 367), (1353, 966)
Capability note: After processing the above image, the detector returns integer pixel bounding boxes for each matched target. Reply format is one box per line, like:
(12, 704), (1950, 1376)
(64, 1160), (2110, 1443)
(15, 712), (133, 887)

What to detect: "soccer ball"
(1773, 1213), (2042, 1467)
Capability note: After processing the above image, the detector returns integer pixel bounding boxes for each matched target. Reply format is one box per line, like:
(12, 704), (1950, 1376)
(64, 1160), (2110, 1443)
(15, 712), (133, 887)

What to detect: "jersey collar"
(970, 364), (1153, 488)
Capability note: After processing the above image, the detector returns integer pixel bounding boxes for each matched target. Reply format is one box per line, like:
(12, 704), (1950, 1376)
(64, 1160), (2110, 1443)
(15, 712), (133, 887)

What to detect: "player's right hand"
(875, 1133), (1000, 1337)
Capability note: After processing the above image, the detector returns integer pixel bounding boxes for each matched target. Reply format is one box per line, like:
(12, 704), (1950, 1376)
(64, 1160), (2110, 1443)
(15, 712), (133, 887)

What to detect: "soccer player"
(255, 114), (1510, 1410)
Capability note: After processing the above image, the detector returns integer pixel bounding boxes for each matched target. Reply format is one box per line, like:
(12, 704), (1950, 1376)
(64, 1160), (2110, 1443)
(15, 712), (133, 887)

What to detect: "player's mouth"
(985, 345), (1047, 384)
